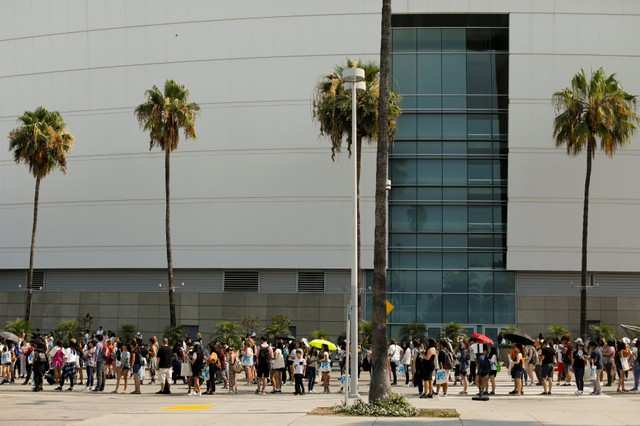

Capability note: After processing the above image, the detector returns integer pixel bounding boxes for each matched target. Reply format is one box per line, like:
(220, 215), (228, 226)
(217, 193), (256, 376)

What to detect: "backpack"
(442, 351), (453, 370)
(258, 347), (270, 366)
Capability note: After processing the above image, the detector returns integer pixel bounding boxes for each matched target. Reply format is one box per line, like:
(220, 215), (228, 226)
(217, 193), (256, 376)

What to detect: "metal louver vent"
(223, 271), (259, 292)
(32, 271), (45, 290)
(298, 271), (325, 293)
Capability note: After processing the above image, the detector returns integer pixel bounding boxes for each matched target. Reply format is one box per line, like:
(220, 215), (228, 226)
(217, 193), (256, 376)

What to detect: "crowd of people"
(383, 334), (640, 398)
(1, 328), (639, 399)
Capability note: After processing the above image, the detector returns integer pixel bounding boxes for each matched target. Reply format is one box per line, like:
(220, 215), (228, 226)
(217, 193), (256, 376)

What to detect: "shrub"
(264, 315), (292, 339)
(335, 394), (417, 417)
(215, 321), (242, 349)
(163, 325), (185, 347)
(444, 323), (466, 340)
(120, 324), (137, 343)
(310, 329), (330, 340)
(54, 320), (80, 344)
(548, 324), (570, 341)
(4, 319), (32, 339)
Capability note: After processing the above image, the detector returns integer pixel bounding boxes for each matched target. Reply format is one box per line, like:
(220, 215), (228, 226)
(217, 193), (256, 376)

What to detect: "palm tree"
(313, 60), (400, 321)
(215, 321), (243, 349)
(264, 315), (292, 340)
(399, 323), (426, 342)
(553, 69), (638, 338)
(369, 0), (393, 403)
(134, 80), (200, 328)
(8, 107), (74, 321)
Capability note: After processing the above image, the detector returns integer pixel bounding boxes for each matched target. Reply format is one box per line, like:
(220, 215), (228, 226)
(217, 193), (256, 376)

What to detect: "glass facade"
(370, 15), (515, 339)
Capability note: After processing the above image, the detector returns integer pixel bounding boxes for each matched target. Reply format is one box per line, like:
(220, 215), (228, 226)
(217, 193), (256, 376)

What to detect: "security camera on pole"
(342, 66), (366, 399)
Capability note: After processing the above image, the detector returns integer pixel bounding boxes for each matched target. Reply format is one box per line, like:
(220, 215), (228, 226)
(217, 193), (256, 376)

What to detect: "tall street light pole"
(342, 66), (365, 399)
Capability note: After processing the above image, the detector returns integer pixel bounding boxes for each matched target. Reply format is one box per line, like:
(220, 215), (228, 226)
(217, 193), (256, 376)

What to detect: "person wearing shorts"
(540, 340), (556, 395)
(255, 337), (273, 395)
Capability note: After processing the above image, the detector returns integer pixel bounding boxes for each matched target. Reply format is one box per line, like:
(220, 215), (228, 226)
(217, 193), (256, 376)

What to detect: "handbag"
(621, 357), (630, 372)
(180, 361), (193, 377)
(232, 360), (243, 374)
(435, 369), (447, 385)
(588, 366), (597, 381)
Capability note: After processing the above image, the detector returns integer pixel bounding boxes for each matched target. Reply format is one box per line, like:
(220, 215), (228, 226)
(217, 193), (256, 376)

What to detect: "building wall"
(0, 0), (382, 270)
(0, 269), (350, 339)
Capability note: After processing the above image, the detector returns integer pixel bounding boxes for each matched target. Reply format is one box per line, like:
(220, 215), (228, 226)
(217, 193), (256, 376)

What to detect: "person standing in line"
(95, 334), (107, 392)
(293, 349), (306, 395)
(603, 339), (616, 386)
(190, 343), (205, 396)
(631, 339), (640, 392)
(130, 340), (142, 394)
(206, 343), (220, 395)
(119, 344), (131, 393)
(402, 343), (413, 386)
(387, 340), (402, 386)
(561, 337), (573, 386)
(228, 347), (240, 394)
(255, 336), (273, 395)
(469, 339), (482, 387)
(306, 348), (318, 393)
(319, 345), (332, 394)
(83, 341), (96, 391)
(155, 338), (173, 394)
(242, 341), (255, 385)
(476, 345), (491, 396)
(57, 340), (78, 392)
(540, 339), (556, 395)
(421, 339), (437, 399)
(112, 342), (123, 393)
(31, 336), (47, 392)
(270, 346), (285, 393)
(435, 341), (453, 397)
(572, 339), (587, 395)
(589, 340), (603, 395)
(615, 341), (631, 393)
(525, 344), (539, 386)
(457, 340), (470, 395)
(509, 344), (525, 396)
(488, 346), (498, 395)
(148, 336), (158, 385)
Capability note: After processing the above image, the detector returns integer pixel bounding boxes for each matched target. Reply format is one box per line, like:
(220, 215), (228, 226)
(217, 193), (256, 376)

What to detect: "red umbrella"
(471, 332), (493, 345)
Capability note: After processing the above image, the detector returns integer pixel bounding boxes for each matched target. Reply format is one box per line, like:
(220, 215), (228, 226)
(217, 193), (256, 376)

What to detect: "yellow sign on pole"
(385, 300), (394, 315)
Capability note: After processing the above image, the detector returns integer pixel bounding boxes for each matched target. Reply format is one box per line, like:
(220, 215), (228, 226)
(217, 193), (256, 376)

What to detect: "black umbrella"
(0, 331), (20, 342)
(503, 332), (534, 346)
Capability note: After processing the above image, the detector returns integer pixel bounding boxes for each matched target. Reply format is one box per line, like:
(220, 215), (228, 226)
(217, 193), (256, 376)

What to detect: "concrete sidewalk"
(0, 372), (638, 425)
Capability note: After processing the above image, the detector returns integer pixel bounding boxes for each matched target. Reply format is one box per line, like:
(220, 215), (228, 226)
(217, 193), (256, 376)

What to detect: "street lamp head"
(343, 67), (366, 92)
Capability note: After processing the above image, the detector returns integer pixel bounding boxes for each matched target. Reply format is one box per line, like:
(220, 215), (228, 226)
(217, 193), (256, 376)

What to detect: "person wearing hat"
(572, 338), (587, 395)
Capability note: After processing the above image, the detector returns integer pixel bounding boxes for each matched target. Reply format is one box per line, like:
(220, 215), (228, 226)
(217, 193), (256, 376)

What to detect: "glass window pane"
(467, 53), (493, 94)
(469, 206), (493, 232)
(443, 188), (466, 201)
(466, 28), (505, 51)
(468, 141), (492, 155)
(390, 252), (416, 269)
(443, 294), (468, 323)
(469, 234), (494, 248)
(390, 159), (417, 184)
(393, 54), (417, 93)
(493, 252), (506, 269)
(468, 159), (492, 184)
(443, 253), (467, 269)
(469, 253), (493, 269)
(392, 141), (417, 155)
(417, 234), (441, 247)
(390, 187), (416, 201)
(390, 271), (416, 292)
(469, 294), (493, 323)
(417, 28), (441, 51)
(393, 28), (416, 52)
(494, 160), (507, 182)
(418, 95), (442, 109)
(495, 53), (508, 94)
(442, 53), (467, 94)
(390, 205), (416, 232)
(443, 141), (466, 155)
(494, 295), (515, 324)
(396, 114), (417, 139)
(443, 234), (467, 248)
(417, 53), (441, 94)
(418, 253), (442, 269)
(443, 159), (467, 186)
(443, 114), (467, 139)
(418, 271), (442, 293)
(443, 271), (467, 292)
(418, 159), (442, 185)
(390, 294), (417, 323)
(417, 141), (442, 155)
(469, 271), (493, 293)
(417, 115), (442, 139)
(468, 115), (493, 139)
(442, 29), (465, 50)
(443, 206), (467, 232)
(494, 272), (515, 293)
(365, 292), (373, 321)
(417, 294), (442, 323)
(390, 234), (416, 248)
(417, 206), (442, 232)
(468, 187), (493, 201)
(417, 188), (442, 201)
(494, 206), (506, 232)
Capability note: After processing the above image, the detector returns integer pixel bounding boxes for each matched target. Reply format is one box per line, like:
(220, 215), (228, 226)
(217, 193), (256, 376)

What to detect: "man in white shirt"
(388, 340), (403, 385)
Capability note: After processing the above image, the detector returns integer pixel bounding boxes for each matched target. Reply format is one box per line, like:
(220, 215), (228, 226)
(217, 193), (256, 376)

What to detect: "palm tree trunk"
(356, 136), (363, 323)
(24, 176), (41, 322)
(579, 140), (594, 339)
(369, 0), (392, 403)
(165, 148), (177, 328)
